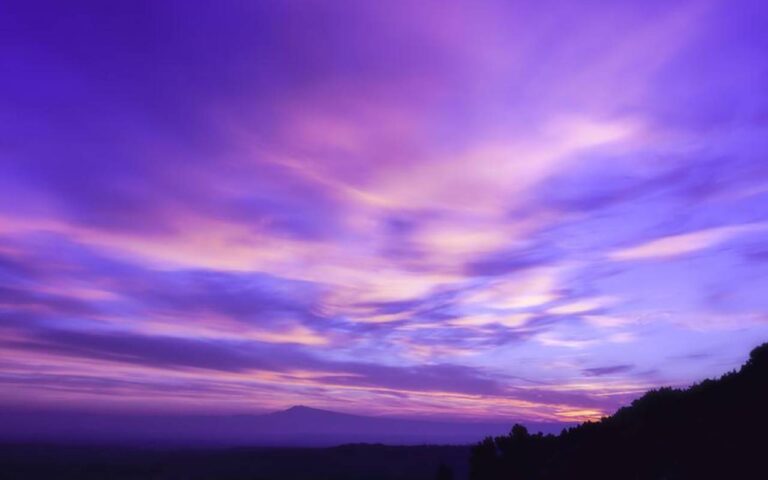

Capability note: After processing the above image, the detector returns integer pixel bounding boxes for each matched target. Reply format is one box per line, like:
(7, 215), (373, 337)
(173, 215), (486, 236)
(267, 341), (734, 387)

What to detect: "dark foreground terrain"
(0, 443), (470, 480)
(470, 342), (768, 479)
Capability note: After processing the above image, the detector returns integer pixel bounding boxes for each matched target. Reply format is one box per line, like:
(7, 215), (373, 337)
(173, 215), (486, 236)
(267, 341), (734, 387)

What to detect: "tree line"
(470, 343), (768, 479)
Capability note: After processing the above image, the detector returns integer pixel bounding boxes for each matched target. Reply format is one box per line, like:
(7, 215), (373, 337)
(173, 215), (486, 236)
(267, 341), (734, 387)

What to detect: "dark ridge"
(0, 405), (571, 447)
(0, 443), (472, 480)
(470, 342), (768, 479)
(282, 405), (317, 412)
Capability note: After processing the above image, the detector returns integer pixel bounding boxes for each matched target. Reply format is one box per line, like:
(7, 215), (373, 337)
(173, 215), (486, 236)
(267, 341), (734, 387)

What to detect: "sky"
(1, 0), (767, 423)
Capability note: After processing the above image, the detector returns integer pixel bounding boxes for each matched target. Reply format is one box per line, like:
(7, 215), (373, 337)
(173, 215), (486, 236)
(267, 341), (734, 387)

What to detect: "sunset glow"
(1, 0), (767, 423)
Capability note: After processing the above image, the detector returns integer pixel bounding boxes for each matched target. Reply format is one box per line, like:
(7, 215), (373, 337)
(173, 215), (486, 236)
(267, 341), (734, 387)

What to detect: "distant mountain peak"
(284, 405), (312, 412)
(272, 405), (346, 418)
(281, 405), (327, 414)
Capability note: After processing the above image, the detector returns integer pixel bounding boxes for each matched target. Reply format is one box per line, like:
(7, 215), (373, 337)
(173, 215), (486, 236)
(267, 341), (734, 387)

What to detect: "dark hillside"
(0, 444), (470, 480)
(470, 343), (768, 479)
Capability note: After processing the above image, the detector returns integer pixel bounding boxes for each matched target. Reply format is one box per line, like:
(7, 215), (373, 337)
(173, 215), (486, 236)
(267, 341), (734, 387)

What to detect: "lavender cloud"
(0, 0), (767, 421)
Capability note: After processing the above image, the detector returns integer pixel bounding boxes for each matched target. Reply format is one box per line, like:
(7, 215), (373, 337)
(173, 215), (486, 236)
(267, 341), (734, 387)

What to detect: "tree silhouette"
(470, 342), (768, 479)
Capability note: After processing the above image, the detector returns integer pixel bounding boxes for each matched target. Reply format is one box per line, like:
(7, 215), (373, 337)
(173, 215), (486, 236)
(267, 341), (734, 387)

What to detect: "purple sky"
(1, 0), (767, 423)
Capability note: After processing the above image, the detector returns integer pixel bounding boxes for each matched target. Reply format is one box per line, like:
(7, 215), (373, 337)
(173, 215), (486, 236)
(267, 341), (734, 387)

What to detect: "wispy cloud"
(608, 223), (768, 261)
(0, 0), (767, 421)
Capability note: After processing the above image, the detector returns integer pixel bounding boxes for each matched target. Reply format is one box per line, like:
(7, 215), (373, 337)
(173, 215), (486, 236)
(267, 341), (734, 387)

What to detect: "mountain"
(470, 342), (768, 479)
(0, 405), (571, 447)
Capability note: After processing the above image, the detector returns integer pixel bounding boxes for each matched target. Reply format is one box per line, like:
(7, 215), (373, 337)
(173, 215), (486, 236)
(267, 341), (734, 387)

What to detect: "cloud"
(608, 223), (768, 261)
(0, 0), (767, 421)
(0, 325), (511, 398)
(548, 297), (616, 315)
(464, 246), (560, 277)
(582, 365), (634, 377)
(3, 329), (278, 373)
